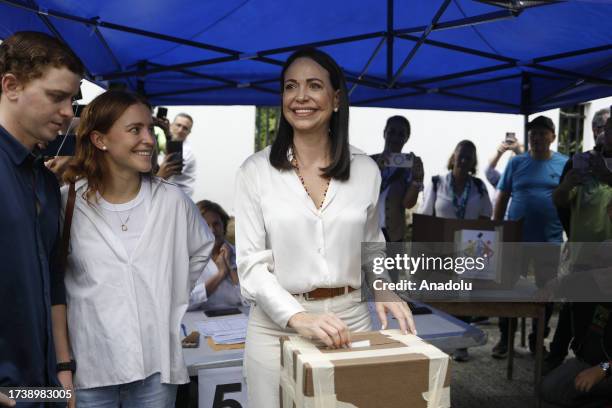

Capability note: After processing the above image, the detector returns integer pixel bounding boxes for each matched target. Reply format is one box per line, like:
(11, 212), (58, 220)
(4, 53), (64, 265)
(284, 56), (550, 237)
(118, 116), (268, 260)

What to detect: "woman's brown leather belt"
(295, 286), (357, 301)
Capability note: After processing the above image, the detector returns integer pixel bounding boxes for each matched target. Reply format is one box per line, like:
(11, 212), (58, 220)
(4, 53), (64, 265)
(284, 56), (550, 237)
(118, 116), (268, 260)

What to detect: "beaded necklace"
(291, 156), (331, 210)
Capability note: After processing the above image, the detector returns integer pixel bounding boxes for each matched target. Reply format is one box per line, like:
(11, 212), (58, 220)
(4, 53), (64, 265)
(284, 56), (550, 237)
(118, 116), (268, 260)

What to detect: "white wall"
(164, 106), (255, 210)
(81, 80), (612, 215)
(81, 81), (255, 213)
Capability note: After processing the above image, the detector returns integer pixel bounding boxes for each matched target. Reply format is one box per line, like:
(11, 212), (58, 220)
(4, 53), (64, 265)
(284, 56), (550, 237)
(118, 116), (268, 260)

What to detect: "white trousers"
(244, 290), (371, 408)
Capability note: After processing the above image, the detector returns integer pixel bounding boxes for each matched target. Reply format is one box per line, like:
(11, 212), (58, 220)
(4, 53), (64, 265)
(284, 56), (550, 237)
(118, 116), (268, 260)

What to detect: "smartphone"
(387, 152), (414, 168)
(40, 134), (76, 157)
(505, 132), (517, 144)
(156, 107), (168, 119)
(166, 140), (183, 174)
(204, 308), (242, 318)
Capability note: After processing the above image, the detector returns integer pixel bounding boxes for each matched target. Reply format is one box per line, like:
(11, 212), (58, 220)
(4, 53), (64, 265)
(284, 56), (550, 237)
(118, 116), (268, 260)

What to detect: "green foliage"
(255, 106), (280, 152)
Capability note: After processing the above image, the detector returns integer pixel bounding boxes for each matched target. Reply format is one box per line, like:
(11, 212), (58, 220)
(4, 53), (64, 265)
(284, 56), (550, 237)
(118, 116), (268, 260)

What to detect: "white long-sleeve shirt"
(61, 177), (214, 389)
(235, 145), (385, 329)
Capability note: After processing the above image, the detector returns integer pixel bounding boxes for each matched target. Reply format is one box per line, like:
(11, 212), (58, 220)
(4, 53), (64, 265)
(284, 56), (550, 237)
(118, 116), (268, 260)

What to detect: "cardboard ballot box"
(280, 330), (450, 408)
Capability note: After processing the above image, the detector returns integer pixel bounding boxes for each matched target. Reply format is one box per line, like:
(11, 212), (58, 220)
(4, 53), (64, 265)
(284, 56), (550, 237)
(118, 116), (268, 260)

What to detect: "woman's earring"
(334, 107), (338, 112)
(102, 146), (107, 151)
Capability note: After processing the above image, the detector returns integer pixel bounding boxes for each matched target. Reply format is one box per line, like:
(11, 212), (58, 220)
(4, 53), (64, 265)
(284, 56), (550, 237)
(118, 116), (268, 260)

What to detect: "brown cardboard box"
(280, 330), (450, 408)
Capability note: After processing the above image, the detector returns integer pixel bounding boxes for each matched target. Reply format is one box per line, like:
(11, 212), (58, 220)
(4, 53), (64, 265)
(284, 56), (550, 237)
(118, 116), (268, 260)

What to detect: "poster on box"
(453, 226), (503, 282)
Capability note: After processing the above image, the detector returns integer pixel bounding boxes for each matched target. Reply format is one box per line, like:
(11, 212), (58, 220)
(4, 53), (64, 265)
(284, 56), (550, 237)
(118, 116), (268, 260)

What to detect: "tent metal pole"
(98, 55), (238, 80)
(441, 73), (522, 91)
(535, 60), (612, 106)
(396, 33), (517, 63)
(148, 84), (234, 99)
(386, 0), (394, 84)
(395, 9), (517, 35)
(524, 114), (529, 151)
(437, 90), (519, 109)
(389, 0), (451, 88)
(354, 88), (518, 109)
(533, 44), (612, 64)
(521, 72), (531, 150)
(354, 90), (425, 106)
(0, 0), (241, 56)
(25, 0), (94, 80)
(92, 27), (123, 72)
(145, 62), (237, 85)
(349, 37), (386, 96)
(146, 73), (380, 100)
(527, 64), (612, 87)
(396, 62), (515, 88)
(256, 32), (385, 57)
(253, 11), (519, 59)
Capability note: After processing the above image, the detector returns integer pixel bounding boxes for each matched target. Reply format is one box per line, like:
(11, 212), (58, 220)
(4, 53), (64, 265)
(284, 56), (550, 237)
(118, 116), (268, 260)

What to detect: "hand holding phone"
(386, 152), (414, 168)
(156, 107), (168, 119)
(505, 132), (517, 144)
(165, 140), (183, 175)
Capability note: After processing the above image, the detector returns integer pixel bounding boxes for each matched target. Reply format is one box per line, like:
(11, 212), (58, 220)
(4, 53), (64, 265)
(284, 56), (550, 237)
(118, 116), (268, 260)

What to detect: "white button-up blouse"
(235, 145), (385, 329)
(61, 177), (214, 389)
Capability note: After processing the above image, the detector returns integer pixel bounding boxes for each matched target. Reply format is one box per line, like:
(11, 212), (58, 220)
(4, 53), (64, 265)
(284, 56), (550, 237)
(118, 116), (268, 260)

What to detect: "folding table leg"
(507, 319), (514, 380)
(534, 307), (545, 408)
(521, 317), (526, 348)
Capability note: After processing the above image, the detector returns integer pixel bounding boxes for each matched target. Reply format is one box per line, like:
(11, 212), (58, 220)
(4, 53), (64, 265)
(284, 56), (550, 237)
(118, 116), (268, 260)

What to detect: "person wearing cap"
(491, 115), (568, 359)
(544, 108), (612, 374)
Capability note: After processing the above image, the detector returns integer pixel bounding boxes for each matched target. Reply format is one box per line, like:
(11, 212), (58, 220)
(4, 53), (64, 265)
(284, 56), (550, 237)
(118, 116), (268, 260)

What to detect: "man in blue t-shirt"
(491, 115), (568, 359)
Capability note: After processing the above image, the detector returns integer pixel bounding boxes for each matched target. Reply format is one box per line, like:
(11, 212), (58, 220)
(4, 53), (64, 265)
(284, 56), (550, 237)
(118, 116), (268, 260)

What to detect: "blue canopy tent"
(0, 0), (611, 117)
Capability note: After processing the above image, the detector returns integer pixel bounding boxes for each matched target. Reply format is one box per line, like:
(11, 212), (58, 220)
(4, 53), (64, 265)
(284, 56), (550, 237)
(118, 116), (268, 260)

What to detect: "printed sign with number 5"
(199, 366), (248, 408)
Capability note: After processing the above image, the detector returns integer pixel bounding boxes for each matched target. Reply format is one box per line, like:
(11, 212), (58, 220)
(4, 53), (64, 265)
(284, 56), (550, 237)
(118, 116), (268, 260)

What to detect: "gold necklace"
(291, 156), (331, 210)
(113, 205), (134, 232)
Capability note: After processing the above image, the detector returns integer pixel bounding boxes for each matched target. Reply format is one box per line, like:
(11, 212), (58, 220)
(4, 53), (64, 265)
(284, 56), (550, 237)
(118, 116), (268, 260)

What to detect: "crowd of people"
(1, 30), (610, 408)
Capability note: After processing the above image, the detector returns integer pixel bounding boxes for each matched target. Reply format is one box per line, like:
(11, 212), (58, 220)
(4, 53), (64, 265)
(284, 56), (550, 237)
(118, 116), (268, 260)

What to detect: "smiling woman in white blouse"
(235, 47), (416, 408)
(55, 90), (214, 408)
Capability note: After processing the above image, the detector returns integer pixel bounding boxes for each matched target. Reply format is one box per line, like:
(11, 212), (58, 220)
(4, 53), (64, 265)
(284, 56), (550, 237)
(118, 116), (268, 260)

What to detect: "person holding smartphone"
(370, 116), (424, 244)
(57, 90), (214, 407)
(157, 113), (196, 198)
(485, 132), (524, 188)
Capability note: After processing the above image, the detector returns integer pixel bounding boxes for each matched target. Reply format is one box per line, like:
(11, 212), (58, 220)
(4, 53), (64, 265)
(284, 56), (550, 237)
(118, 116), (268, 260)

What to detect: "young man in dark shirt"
(0, 31), (83, 407)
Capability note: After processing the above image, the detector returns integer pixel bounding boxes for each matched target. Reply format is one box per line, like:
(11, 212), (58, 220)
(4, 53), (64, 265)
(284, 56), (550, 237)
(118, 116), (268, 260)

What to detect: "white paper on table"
(196, 315), (248, 344)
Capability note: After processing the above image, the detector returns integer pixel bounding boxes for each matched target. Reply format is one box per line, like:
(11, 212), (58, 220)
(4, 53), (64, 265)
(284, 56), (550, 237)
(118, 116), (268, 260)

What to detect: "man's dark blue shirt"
(0, 124), (65, 397)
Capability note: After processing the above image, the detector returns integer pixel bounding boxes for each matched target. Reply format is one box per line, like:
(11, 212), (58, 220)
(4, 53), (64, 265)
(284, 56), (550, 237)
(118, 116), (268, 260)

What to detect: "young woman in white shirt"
(55, 90), (214, 408)
(188, 200), (243, 311)
(234, 48), (416, 408)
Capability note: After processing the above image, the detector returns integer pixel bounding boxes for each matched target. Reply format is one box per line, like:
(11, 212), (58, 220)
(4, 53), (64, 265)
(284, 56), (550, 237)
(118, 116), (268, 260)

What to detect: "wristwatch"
(599, 361), (610, 378)
(57, 359), (77, 374)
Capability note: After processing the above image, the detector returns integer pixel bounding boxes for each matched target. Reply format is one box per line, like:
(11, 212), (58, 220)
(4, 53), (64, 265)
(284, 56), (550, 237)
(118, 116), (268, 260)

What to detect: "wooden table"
(428, 302), (547, 408)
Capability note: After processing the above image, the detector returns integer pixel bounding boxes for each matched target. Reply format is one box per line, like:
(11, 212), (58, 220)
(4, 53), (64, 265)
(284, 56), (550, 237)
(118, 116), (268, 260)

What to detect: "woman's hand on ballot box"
(374, 290), (417, 335)
(288, 312), (351, 349)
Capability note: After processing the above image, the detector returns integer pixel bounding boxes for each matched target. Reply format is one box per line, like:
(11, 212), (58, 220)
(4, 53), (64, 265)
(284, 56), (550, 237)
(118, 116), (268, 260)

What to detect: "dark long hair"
(270, 48), (351, 180)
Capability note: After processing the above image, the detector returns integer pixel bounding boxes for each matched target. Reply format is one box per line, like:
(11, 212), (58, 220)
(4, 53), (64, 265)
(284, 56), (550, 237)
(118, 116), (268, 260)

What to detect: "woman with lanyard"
(419, 139), (492, 361)
(234, 47), (416, 408)
(54, 90), (214, 407)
